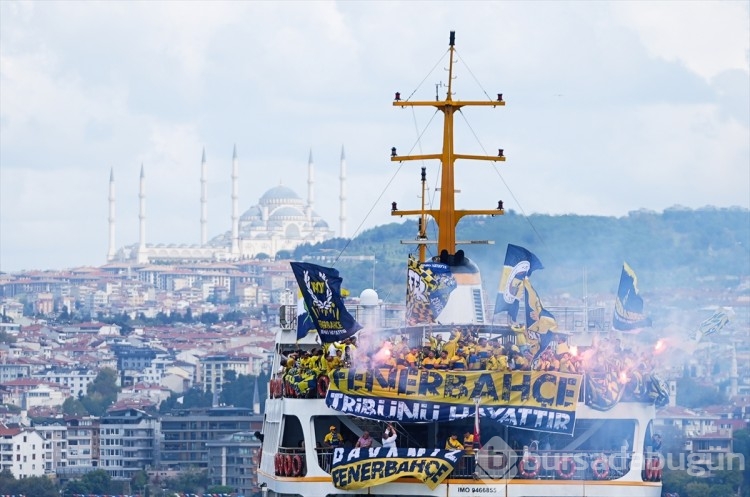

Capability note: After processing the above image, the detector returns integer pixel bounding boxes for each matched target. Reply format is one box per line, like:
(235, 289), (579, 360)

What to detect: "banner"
(494, 244), (543, 320)
(291, 262), (362, 342)
(406, 255), (457, 325)
(612, 262), (652, 331)
(325, 368), (582, 435)
(331, 446), (460, 490)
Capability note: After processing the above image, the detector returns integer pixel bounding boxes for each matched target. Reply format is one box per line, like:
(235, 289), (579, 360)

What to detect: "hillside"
(292, 206), (750, 304)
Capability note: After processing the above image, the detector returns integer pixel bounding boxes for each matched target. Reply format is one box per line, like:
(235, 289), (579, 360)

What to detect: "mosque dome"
(260, 185), (302, 204)
(314, 219), (329, 228)
(359, 288), (379, 306)
(240, 205), (262, 220)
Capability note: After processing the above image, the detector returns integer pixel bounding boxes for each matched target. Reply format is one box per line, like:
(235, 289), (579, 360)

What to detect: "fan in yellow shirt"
(445, 434), (464, 450)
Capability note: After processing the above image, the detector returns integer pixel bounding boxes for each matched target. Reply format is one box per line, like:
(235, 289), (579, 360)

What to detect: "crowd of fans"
(278, 326), (658, 399)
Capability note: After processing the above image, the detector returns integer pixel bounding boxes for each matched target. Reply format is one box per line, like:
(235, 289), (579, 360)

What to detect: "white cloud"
(614, 1), (750, 81)
(0, 0), (747, 272)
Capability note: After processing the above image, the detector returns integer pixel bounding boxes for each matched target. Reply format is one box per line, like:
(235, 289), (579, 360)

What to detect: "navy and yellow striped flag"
(612, 262), (652, 332)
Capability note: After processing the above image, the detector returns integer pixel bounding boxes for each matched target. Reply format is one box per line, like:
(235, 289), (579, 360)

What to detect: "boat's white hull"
(258, 470), (663, 497)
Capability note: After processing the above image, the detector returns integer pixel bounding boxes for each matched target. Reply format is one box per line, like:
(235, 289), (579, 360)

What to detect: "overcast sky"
(1, 1), (748, 273)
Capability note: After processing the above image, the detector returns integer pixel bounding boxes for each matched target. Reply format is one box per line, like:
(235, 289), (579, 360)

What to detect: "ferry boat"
(257, 31), (668, 497)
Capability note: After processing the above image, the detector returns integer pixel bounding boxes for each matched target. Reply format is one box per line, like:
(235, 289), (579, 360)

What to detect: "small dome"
(314, 219), (329, 228)
(359, 288), (379, 306)
(260, 185), (301, 203)
(240, 206), (262, 220)
(270, 206), (305, 219)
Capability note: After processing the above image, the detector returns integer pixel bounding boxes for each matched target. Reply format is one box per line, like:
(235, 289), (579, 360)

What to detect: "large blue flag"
(291, 262), (362, 343)
(296, 294), (316, 340)
(494, 244), (544, 320)
(612, 262), (652, 331)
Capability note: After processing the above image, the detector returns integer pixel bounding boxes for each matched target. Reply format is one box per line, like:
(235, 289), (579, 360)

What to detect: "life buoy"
(317, 375), (330, 397)
(645, 456), (661, 481)
(274, 453), (282, 475)
(592, 455), (610, 480)
(291, 454), (304, 476)
(285, 381), (296, 398)
(284, 454), (293, 476)
(269, 379), (278, 398)
(556, 456), (576, 479)
(518, 455), (540, 479)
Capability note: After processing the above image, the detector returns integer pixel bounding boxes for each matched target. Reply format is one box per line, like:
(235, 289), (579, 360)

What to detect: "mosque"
(108, 147), (347, 264)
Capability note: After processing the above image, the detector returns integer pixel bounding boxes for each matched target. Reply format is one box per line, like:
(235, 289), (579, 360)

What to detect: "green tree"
(685, 481), (711, 497)
(81, 368), (120, 416)
(63, 479), (91, 496)
(200, 312), (220, 325)
(131, 469), (149, 495)
(0, 330), (16, 344)
(81, 469), (113, 494)
(62, 396), (89, 416)
(14, 475), (59, 497)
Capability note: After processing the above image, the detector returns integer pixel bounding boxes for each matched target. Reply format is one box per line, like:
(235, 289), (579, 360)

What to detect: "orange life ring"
(291, 454), (304, 476)
(269, 379), (278, 398)
(274, 453), (282, 475)
(518, 455), (540, 479)
(592, 455), (610, 480)
(556, 456), (576, 479)
(317, 375), (330, 397)
(285, 381), (296, 398)
(645, 456), (661, 481)
(283, 454), (293, 476)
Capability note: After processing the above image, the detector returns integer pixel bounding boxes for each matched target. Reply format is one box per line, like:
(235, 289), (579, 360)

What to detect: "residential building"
(207, 431), (262, 497)
(160, 407), (260, 471)
(34, 420), (68, 475)
(32, 367), (98, 398)
(63, 416), (100, 474)
(0, 423), (45, 478)
(198, 354), (251, 393)
(99, 408), (159, 480)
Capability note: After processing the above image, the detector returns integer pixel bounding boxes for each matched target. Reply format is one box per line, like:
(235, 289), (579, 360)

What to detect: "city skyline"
(1, 1), (748, 272)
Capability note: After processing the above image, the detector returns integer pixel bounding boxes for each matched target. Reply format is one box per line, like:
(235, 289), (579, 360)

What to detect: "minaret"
(137, 164), (147, 264)
(200, 148), (208, 246)
(231, 145), (240, 256)
(107, 168), (116, 261)
(730, 342), (738, 398)
(307, 149), (314, 221)
(339, 145), (347, 238)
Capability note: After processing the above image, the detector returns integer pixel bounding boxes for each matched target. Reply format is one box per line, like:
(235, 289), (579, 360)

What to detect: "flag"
(494, 244), (544, 321)
(523, 277), (558, 358)
(291, 262), (362, 343)
(612, 262), (652, 331)
(405, 255), (457, 325)
(694, 310), (731, 341)
(473, 400), (481, 450)
(296, 294), (315, 340)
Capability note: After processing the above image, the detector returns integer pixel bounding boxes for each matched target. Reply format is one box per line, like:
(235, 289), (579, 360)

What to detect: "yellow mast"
(391, 31), (505, 262)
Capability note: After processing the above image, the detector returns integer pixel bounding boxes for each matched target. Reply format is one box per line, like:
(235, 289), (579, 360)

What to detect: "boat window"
(280, 414), (303, 452)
